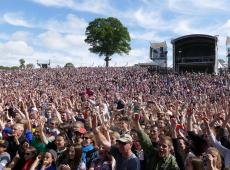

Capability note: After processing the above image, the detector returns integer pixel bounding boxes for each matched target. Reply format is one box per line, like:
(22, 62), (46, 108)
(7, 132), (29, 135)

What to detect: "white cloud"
(129, 48), (147, 58)
(218, 19), (230, 36)
(105, 47), (151, 66)
(38, 31), (86, 51)
(168, 0), (228, 15)
(10, 31), (31, 41)
(0, 41), (34, 66)
(132, 8), (163, 29)
(31, 0), (112, 15)
(194, 0), (227, 9)
(37, 30), (95, 65)
(65, 34), (85, 46)
(0, 41), (33, 56)
(130, 31), (171, 43)
(2, 12), (88, 34)
(38, 31), (70, 49)
(3, 13), (33, 28)
(172, 19), (201, 35)
(31, 0), (75, 7)
(130, 32), (154, 41)
(45, 14), (87, 34)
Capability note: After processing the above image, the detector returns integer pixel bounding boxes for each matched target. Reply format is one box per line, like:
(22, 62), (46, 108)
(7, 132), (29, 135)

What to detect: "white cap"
(31, 107), (38, 113)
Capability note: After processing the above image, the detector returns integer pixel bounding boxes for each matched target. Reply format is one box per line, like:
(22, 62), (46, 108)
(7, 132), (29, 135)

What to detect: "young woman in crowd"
(30, 149), (57, 170)
(58, 145), (86, 170)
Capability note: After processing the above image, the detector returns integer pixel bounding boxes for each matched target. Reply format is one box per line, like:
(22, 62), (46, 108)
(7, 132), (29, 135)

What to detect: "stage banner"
(150, 41), (167, 67)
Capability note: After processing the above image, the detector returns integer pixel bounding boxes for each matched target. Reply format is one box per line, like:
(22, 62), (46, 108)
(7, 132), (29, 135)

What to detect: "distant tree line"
(0, 66), (19, 70)
(0, 58), (76, 70)
(0, 58), (35, 70)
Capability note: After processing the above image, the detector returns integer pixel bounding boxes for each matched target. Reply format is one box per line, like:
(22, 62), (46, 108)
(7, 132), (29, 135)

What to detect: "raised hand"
(133, 113), (140, 123)
(132, 113), (142, 130)
(38, 119), (45, 132)
(0, 118), (6, 129)
(92, 113), (98, 130)
(59, 164), (71, 170)
(36, 154), (42, 162)
(170, 116), (177, 130)
(186, 105), (193, 117)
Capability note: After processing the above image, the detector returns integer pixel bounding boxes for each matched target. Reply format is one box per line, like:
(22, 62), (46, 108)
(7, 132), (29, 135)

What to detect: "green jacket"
(137, 129), (180, 170)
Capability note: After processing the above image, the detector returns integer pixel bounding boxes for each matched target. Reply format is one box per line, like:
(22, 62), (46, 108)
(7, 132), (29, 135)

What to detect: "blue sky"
(0, 0), (230, 67)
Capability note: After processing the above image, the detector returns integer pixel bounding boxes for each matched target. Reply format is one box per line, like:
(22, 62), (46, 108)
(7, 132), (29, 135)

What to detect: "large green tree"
(85, 17), (131, 67)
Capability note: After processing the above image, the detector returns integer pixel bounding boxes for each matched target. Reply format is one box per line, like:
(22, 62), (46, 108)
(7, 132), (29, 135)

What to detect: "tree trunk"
(104, 56), (111, 67)
(106, 60), (109, 67)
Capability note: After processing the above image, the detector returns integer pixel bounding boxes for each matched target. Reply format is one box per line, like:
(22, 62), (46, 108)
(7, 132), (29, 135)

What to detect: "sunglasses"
(118, 141), (128, 145)
(25, 152), (33, 156)
(83, 136), (90, 140)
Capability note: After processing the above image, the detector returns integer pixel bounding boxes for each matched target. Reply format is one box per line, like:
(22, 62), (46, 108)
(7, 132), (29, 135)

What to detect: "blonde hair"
(14, 123), (24, 131)
(207, 147), (222, 170)
(159, 136), (172, 147)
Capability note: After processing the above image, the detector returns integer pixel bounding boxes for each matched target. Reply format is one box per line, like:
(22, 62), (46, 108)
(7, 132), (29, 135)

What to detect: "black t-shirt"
(116, 100), (125, 110)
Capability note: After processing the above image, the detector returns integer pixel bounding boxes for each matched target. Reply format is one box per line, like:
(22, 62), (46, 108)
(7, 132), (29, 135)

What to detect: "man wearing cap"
(94, 128), (140, 170)
(0, 140), (10, 169)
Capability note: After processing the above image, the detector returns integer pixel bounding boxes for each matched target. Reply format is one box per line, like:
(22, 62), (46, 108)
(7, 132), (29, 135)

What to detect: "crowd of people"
(0, 67), (229, 170)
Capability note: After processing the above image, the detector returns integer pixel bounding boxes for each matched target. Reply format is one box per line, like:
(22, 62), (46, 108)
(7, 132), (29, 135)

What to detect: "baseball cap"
(75, 127), (87, 134)
(3, 127), (12, 134)
(31, 107), (38, 113)
(117, 134), (133, 143)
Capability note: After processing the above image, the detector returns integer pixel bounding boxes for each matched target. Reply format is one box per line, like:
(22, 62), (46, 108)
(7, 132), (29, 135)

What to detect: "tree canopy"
(85, 17), (131, 67)
(19, 58), (25, 69)
(64, 62), (75, 68)
(26, 63), (35, 69)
